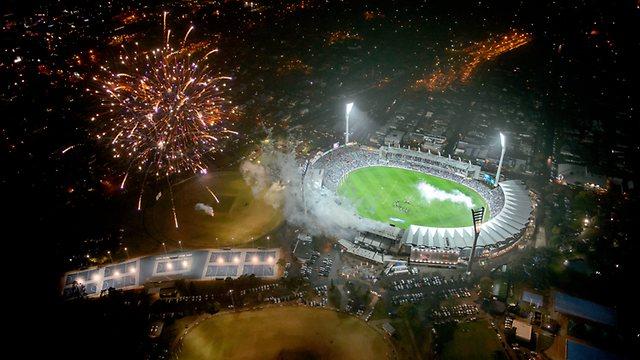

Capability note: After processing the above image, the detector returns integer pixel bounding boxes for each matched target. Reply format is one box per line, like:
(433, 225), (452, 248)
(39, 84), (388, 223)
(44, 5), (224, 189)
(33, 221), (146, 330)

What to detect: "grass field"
(338, 166), (489, 228)
(124, 171), (283, 254)
(179, 307), (393, 360)
(440, 321), (506, 360)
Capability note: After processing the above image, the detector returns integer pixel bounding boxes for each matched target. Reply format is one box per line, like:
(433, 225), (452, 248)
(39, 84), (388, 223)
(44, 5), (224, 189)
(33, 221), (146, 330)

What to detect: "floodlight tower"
(467, 207), (485, 274)
(345, 102), (354, 145)
(495, 132), (506, 186)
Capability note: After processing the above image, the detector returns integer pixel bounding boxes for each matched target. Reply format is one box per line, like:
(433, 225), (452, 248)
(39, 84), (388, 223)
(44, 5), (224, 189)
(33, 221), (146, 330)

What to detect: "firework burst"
(89, 15), (237, 186)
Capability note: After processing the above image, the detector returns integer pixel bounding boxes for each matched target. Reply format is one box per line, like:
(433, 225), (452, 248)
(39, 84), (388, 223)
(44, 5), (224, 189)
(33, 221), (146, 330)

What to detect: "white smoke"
(239, 146), (362, 239)
(417, 182), (475, 208)
(194, 203), (214, 217)
(240, 160), (269, 196)
(263, 181), (286, 209)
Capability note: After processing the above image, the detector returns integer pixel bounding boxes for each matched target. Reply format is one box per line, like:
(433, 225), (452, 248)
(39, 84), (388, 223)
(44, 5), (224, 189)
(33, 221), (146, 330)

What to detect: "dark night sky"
(2, 0), (638, 357)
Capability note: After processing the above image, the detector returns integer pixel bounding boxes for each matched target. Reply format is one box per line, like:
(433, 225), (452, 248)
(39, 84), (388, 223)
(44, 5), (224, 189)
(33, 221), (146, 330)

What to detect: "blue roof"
(566, 340), (620, 360)
(522, 291), (543, 307)
(554, 292), (616, 326)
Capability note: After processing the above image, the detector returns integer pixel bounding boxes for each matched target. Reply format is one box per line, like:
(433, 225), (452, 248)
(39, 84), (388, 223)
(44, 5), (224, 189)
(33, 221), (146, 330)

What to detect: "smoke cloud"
(240, 160), (269, 196)
(239, 145), (364, 239)
(417, 182), (475, 208)
(194, 203), (214, 217)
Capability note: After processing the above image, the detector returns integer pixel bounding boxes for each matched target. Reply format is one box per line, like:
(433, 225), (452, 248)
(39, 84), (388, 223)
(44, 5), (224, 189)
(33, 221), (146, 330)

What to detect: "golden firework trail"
(89, 14), (238, 221)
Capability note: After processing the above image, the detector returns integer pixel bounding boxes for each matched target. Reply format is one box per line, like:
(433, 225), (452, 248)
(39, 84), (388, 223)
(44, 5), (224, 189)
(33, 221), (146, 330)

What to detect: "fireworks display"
(89, 14), (237, 185)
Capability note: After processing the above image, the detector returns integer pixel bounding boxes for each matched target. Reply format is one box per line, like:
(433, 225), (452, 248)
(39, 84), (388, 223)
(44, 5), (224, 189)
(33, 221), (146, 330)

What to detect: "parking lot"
(298, 247), (343, 287)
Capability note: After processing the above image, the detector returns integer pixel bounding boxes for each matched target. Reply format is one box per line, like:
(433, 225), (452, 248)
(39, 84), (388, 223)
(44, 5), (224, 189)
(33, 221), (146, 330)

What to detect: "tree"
(479, 276), (493, 299)
(328, 286), (342, 309)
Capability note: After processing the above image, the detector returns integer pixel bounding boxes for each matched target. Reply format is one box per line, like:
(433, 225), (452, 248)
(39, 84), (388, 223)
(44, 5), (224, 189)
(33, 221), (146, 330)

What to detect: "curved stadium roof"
(402, 180), (532, 249)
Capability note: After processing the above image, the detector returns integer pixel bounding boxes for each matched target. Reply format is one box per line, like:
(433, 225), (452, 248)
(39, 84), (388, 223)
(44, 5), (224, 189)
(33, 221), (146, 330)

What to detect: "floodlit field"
(338, 166), (489, 228)
(179, 306), (393, 360)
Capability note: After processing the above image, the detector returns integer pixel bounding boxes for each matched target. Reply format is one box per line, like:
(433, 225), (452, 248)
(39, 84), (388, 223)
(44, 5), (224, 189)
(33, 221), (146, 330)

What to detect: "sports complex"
(178, 306), (393, 360)
(305, 144), (533, 265)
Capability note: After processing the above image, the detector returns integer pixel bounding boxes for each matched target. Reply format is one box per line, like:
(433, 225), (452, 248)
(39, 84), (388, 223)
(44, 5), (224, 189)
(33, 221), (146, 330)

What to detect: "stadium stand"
(308, 144), (531, 255)
(403, 180), (531, 251)
(338, 239), (385, 264)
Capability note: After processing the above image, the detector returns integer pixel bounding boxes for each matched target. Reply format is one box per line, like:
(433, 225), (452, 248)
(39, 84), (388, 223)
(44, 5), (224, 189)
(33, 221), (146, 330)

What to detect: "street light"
(178, 240), (183, 250)
(162, 242), (167, 254)
(124, 247), (129, 259)
(345, 102), (354, 145)
(495, 132), (506, 186)
(229, 289), (236, 308)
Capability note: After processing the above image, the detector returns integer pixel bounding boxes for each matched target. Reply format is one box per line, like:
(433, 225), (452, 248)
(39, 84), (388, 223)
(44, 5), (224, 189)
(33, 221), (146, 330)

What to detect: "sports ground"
(179, 306), (393, 360)
(125, 171), (283, 253)
(338, 166), (489, 228)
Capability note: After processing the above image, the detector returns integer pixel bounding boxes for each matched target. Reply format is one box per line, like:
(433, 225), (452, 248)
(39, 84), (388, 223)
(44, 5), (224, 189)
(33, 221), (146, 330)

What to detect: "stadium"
(304, 144), (533, 265)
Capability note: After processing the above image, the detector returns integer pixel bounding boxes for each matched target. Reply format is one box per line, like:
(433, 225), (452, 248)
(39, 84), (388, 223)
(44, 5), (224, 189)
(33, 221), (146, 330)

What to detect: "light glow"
(346, 102), (354, 116)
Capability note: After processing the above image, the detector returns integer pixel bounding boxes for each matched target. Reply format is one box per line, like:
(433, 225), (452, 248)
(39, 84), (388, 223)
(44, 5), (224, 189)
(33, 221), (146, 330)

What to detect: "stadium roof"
(566, 340), (620, 360)
(338, 239), (385, 264)
(381, 146), (481, 175)
(359, 218), (403, 240)
(512, 319), (532, 341)
(522, 290), (543, 307)
(402, 180), (532, 249)
(554, 292), (616, 326)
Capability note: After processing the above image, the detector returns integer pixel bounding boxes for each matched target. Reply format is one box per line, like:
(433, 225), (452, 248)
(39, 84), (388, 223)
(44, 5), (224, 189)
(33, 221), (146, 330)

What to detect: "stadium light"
(467, 207), (485, 274)
(345, 102), (354, 145)
(495, 132), (506, 187)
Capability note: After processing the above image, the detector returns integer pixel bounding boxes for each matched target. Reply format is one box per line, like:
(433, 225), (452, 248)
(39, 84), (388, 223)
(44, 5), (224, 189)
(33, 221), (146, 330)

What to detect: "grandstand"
(306, 144), (533, 263)
(338, 239), (385, 264)
(61, 248), (280, 298)
(403, 180), (531, 255)
(380, 146), (481, 179)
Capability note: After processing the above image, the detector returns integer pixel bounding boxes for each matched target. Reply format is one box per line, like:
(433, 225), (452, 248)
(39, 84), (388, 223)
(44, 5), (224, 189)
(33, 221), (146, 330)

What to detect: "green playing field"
(337, 166), (489, 228)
